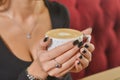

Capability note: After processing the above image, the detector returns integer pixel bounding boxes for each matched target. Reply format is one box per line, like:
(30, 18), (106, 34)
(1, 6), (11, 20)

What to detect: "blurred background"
(50, 0), (120, 80)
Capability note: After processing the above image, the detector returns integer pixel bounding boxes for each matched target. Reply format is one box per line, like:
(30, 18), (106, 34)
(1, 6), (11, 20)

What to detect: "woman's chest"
(0, 20), (51, 62)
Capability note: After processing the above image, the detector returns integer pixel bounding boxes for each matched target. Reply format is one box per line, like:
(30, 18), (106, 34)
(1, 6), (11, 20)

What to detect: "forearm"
(27, 59), (48, 79)
(17, 59), (48, 80)
(17, 67), (72, 80)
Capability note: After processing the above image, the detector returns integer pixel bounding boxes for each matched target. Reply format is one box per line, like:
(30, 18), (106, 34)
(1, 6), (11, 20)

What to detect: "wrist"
(27, 59), (48, 79)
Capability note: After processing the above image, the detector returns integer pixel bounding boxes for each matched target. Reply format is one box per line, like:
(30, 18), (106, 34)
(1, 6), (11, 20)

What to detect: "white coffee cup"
(45, 28), (91, 50)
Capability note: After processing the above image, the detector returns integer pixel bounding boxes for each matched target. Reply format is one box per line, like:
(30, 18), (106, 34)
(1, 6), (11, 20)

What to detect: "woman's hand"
(70, 28), (95, 72)
(37, 28), (95, 77)
(28, 28), (95, 79)
(36, 37), (81, 78)
(70, 42), (95, 72)
(28, 37), (81, 79)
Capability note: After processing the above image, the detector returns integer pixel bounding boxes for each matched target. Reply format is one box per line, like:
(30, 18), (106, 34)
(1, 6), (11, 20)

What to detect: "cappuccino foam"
(46, 28), (82, 39)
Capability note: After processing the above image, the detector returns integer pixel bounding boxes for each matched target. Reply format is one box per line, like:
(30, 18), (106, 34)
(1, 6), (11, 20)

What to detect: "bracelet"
(25, 70), (45, 80)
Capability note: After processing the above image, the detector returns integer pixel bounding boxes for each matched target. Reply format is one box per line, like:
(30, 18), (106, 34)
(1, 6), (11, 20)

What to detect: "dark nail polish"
(77, 61), (80, 65)
(78, 41), (83, 48)
(83, 37), (88, 43)
(43, 37), (49, 42)
(82, 50), (87, 54)
(73, 40), (79, 46)
(79, 55), (83, 59)
(83, 34), (89, 43)
(84, 44), (89, 48)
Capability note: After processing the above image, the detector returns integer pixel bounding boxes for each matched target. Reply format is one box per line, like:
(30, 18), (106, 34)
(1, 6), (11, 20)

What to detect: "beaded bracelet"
(26, 70), (45, 80)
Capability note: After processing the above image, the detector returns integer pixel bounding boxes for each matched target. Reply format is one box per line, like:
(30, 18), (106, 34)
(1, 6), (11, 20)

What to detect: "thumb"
(81, 27), (92, 35)
(39, 37), (52, 51)
(81, 27), (92, 42)
(31, 37), (51, 60)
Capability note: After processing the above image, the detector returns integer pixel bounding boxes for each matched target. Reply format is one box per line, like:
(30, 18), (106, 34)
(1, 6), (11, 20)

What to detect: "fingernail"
(79, 55), (83, 59)
(83, 34), (88, 43)
(78, 41), (83, 48)
(73, 40), (79, 46)
(84, 44), (89, 48)
(82, 50), (87, 54)
(43, 37), (49, 42)
(77, 61), (80, 65)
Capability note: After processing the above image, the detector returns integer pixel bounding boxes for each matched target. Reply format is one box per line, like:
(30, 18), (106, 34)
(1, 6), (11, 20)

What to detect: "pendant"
(26, 33), (31, 39)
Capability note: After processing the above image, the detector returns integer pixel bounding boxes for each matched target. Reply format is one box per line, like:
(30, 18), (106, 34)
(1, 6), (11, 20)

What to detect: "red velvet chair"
(51, 0), (120, 80)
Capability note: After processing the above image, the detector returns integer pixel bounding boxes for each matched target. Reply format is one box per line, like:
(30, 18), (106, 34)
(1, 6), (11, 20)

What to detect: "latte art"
(46, 28), (82, 39)
(58, 32), (71, 36)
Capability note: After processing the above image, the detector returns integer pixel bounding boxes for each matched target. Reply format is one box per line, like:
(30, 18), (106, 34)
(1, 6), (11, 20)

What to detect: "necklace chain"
(6, 12), (39, 39)
(5, 0), (45, 39)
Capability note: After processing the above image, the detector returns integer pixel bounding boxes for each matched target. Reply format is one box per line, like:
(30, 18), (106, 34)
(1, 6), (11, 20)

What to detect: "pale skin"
(0, 0), (95, 79)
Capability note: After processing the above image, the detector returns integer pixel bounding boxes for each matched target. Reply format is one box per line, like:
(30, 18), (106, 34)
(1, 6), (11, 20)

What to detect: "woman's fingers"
(43, 45), (80, 71)
(80, 47), (92, 61)
(31, 37), (52, 60)
(77, 54), (89, 69)
(71, 42), (94, 72)
(55, 46), (79, 64)
(55, 65), (74, 78)
(74, 42), (94, 71)
(48, 53), (79, 76)
(74, 60), (83, 72)
(40, 41), (94, 72)
(46, 41), (75, 60)
(83, 42), (95, 52)
(43, 46), (79, 71)
(39, 37), (52, 51)
(39, 41), (79, 71)
(73, 51), (90, 72)
(81, 27), (92, 35)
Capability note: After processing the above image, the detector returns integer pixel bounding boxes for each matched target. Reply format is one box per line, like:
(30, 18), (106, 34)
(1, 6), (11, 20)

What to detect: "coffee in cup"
(45, 28), (91, 50)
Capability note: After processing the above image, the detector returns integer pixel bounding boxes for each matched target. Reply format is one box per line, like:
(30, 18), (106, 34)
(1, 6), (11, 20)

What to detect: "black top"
(0, 0), (72, 80)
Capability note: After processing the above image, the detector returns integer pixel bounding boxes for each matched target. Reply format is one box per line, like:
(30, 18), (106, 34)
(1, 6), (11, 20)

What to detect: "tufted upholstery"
(51, 0), (120, 80)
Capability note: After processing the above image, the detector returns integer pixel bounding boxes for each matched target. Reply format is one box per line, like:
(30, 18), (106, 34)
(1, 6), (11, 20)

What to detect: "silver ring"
(54, 59), (62, 68)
